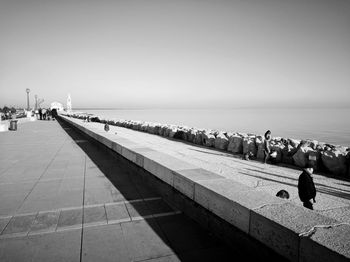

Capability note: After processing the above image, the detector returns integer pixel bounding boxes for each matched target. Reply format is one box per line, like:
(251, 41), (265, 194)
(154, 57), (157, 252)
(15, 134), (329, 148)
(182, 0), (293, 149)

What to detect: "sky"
(0, 0), (349, 109)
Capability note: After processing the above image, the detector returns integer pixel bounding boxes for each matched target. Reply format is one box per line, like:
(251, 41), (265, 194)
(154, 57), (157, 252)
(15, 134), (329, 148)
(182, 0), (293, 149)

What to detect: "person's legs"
(264, 150), (269, 164)
(303, 201), (313, 210)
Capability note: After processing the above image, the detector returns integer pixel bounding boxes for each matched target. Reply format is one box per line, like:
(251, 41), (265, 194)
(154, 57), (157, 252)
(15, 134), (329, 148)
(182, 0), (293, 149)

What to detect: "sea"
(80, 108), (350, 147)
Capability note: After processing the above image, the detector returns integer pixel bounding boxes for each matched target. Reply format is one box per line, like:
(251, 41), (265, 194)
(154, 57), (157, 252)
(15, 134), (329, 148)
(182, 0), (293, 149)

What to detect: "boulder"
(227, 134), (243, 154)
(202, 131), (215, 147)
(270, 141), (283, 163)
(281, 140), (298, 165)
(321, 147), (348, 176)
(168, 127), (178, 138)
(193, 130), (204, 145)
(243, 135), (257, 156)
(214, 132), (229, 150)
(292, 142), (321, 169)
(186, 129), (196, 143)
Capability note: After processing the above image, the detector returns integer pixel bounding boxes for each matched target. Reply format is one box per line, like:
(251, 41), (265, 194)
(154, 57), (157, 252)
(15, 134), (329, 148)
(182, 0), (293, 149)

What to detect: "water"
(80, 108), (350, 147)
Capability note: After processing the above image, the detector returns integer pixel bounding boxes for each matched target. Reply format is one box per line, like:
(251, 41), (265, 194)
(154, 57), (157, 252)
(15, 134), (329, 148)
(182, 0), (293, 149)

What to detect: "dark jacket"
(298, 170), (316, 202)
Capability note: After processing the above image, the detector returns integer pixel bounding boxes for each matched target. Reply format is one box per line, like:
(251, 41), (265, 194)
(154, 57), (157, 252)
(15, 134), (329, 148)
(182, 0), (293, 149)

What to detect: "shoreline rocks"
(63, 112), (350, 178)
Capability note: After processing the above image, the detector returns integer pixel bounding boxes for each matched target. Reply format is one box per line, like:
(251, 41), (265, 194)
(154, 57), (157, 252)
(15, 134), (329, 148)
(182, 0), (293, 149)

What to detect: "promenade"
(0, 119), (247, 261)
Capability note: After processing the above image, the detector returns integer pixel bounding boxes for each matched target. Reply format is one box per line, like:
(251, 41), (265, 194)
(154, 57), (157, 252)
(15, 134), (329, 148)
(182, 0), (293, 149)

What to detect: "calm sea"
(81, 108), (350, 147)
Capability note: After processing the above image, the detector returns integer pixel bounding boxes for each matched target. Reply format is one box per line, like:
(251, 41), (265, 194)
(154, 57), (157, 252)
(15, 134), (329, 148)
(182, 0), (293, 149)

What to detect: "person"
(298, 166), (316, 210)
(39, 108), (43, 120)
(104, 123), (109, 132)
(276, 189), (289, 199)
(42, 108), (47, 120)
(51, 108), (57, 120)
(263, 130), (272, 164)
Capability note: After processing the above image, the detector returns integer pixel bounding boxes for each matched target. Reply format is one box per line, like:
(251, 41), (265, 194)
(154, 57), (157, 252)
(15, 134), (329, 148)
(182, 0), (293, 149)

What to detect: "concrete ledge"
(250, 203), (341, 262)
(59, 115), (350, 262)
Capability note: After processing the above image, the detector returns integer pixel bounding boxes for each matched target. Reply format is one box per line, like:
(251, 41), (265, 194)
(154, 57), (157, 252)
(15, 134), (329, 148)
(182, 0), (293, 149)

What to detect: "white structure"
(67, 94), (72, 112)
(50, 102), (64, 111)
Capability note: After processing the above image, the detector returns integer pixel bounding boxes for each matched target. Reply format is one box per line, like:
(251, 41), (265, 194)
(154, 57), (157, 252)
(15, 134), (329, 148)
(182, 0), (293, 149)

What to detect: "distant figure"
(35, 109), (39, 119)
(42, 108), (47, 120)
(263, 130), (272, 164)
(276, 190), (290, 199)
(298, 166), (316, 210)
(51, 108), (58, 120)
(39, 108), (43, 120)
(104, 123), (109, 132)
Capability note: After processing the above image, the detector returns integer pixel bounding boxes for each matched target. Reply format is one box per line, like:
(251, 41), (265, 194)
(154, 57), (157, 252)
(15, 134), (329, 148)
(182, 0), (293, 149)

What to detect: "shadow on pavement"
(56, 118), (243, 261)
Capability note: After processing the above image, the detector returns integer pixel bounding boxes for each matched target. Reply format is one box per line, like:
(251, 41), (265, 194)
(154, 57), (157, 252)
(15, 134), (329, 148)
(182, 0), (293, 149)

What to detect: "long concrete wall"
(59, 114), (350, 262)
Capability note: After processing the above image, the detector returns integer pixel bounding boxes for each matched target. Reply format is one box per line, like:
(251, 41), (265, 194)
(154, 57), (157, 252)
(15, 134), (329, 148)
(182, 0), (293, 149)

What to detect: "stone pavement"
(77, 120), (350, 223)
(0, 119), (253, 261)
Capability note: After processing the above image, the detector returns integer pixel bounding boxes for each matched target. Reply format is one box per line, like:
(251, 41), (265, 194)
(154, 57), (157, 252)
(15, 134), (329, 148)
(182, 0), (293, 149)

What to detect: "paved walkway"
(0, 120), (245, 261)
(77, 120), (350, 224)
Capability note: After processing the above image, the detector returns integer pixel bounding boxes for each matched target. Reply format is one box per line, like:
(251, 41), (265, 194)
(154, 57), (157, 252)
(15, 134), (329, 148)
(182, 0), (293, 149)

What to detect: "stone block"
(299, 224), (350, 262)
(142, 151), (196, 186)
(173, 168), (224, 199)
(250, 203), (339, 262)
(194, 179), (278, 233)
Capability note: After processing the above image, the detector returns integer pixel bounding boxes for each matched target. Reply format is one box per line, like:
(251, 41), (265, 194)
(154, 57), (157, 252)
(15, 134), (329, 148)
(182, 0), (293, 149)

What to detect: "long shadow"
(244, 168), (350, 194)
(56, 118), (249, 261)
(239, 171), (350, 200)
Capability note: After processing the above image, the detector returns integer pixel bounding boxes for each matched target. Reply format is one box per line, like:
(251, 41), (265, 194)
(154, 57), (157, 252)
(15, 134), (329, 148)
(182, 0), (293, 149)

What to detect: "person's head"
(276, 190), (289, 199)
(264, 130), (271, 139)
(304, 164), (314, 175)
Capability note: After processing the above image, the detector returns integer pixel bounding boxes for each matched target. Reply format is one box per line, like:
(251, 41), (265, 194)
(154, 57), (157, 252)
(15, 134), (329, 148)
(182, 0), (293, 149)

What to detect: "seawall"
(66, 113), (350, 178)
(59, 113), (350, 262)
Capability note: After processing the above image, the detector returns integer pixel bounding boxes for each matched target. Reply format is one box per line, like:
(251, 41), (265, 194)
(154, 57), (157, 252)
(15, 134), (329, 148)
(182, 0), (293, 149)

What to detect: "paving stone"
(82, 224), (130, 262)
(84, 205), (107, 225)
(105, 203), (130, 224)
(155, 214), (222, 253)
(0, 217), (11, 234)
(125, 201), (153, 220)
(145, 199), (175, 216)
(29, 211), (60, 235)
(57, 208), (82, 230)
(2, 214), (37, 236)
(121, 220), (174, 261)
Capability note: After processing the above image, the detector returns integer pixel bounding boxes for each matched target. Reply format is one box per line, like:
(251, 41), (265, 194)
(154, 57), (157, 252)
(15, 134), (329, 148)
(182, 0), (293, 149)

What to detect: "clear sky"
(0, 0), (349, 109)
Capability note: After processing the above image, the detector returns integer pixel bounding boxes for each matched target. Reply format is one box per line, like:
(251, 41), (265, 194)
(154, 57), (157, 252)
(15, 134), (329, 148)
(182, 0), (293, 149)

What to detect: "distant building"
(50, 102), (64, 111)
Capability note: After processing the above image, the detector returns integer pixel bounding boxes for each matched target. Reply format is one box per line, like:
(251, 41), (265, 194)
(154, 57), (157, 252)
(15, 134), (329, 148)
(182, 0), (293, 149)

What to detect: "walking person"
(263, 130), (272, 164)
(298, 165), (316, 210)
(39, 108), (42, 120)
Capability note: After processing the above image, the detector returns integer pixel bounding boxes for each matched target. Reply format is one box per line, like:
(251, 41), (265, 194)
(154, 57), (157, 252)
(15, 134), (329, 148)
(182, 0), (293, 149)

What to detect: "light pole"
(26, 88), (30, 110)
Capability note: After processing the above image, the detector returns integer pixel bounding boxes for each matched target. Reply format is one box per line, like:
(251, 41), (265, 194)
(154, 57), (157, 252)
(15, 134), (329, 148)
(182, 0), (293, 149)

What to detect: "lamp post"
(26, 88), (30, 110)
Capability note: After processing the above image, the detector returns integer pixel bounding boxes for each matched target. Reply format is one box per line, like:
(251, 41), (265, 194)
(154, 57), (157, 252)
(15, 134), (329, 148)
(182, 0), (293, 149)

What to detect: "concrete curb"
(60, 115), (350, 262)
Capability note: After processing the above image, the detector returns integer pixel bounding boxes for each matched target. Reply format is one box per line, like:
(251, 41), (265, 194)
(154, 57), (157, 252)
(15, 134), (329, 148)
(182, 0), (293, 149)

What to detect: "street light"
(26, 88), (30, 110)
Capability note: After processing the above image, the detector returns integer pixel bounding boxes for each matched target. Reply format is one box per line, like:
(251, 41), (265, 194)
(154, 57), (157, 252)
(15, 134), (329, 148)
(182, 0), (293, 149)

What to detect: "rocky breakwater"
(63, 112), (350, 178)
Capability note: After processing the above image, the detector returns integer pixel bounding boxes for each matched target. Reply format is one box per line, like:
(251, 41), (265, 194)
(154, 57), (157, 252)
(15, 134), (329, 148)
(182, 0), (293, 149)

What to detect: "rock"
(243, 135), (257, 156)
(270, 141), (283, 163)
(202, 130), (215, 147)
(321, 147), (348, 176)
(214, 132), (229, 150)
(186, 128), (196, 143)
(168, 127), (177, 138)
(281, 141), (297, 165)
(292, 142), (321, 170)
(227, 134), (243, 154)
(193, 130), (204, 145)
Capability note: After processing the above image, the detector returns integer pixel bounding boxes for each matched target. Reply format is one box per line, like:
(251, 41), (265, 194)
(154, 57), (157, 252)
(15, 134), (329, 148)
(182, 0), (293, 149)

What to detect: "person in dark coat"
(298, 166), (316, 210)
(263, 130), (272, 164)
